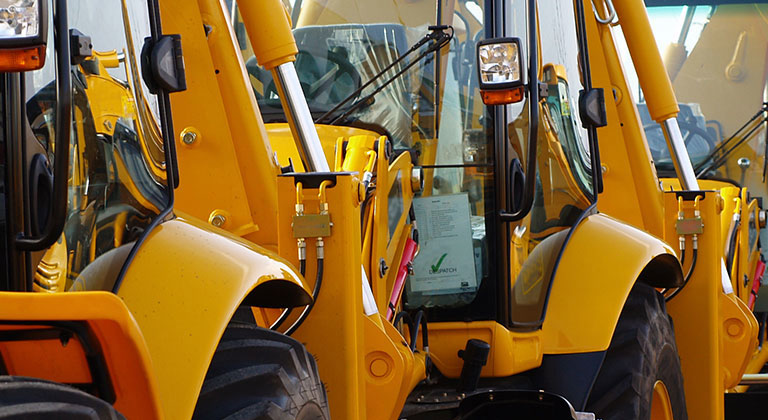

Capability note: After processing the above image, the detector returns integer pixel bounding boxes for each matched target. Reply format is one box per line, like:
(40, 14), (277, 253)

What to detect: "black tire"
(586, 283), (688, 420)
(0, 376), (124, 419)
(193, 321), (330, 420)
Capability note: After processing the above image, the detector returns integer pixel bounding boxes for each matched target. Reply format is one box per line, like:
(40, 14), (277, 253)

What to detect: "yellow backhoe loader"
(0, 1), (327, 418)
(165, 0), (764, 419)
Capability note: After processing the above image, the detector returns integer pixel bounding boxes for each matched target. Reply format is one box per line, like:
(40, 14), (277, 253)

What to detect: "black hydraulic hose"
(270, 259), (305, 331)
(410, 310), (429, 352)
(359, 187), (374, 241)
(15, 0), (72, 252)
(666, 248), (698, 302)
(285, 256), (323, 335)
(408, 205), (419, 245)
(499, 0), (539, 222)
(661, 246), (686, 296)
(725, 219), (740, 275)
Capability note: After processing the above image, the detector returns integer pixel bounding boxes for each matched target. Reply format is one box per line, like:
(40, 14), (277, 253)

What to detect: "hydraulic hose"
(285, 243), (324, 335)
(666, 248), (698, 302)
(410, 310), (429, 352)
(269, 258), (305, 331)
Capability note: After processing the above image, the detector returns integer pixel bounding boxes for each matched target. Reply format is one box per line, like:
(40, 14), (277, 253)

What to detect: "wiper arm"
(694, 102), (768, 177)
(315, 25), (453, 125)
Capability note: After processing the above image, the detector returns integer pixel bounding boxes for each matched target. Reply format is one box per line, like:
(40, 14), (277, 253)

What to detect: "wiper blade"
(694, 102), (768, 177)
(314, 25), (453, 125)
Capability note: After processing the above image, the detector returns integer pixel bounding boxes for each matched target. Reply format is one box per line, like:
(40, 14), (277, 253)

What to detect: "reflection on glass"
(506, 0), (594, 325)
(28, 0), (167, 292)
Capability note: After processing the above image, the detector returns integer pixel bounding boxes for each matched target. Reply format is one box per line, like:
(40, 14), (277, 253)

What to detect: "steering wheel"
(643, 120), (717, 164)
(264, 49), (362, 106)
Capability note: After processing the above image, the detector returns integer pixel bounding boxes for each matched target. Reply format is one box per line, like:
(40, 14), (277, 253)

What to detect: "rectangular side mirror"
(0, 0), (48, 71)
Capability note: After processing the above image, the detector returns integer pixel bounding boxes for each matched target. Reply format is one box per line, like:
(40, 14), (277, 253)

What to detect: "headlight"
(477, 38), (523, 89)
(0, 0), (47, 71)
(0, 0), (41, 39)
(476, 37), (525, 105)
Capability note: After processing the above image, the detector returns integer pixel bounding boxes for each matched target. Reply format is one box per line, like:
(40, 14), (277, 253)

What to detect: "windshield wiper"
(314, 25), (453, 125)
(694, 102), (768, 177)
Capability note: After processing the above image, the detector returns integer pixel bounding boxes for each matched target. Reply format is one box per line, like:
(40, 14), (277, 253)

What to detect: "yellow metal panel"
(267, 123), (380, 172)
(663, 191), (723, 420)
(613, 0), (679, 122)
(542, 213), (679, 353)
(719, 292), (758, 390)
(586, 0), (664, 236)
(0, 292), (161, 419)
(363, 315), (426, 420)
(277, 174), (367, 420)
(237, 0), (297, 70)
(427, 321), (542, 378)
(118, 214), (310, 420)
(160, 0), (262, 241)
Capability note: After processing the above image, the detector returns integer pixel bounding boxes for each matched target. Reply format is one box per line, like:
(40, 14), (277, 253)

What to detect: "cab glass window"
(506, 0), (594, 326)
(24, 0), (167, 292)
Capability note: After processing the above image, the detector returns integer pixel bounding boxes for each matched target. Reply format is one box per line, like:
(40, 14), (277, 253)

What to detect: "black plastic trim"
(279, 171), (352, 188)
(525, 351), (606, 411)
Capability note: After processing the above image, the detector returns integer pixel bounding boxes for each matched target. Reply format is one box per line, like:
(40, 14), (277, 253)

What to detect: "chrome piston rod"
(661, 118), (700, 190)
(272, 63), (330, 172)
(740, 373), (768, 385)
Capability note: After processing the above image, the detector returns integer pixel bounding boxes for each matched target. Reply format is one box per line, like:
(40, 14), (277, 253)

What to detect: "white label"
(409, 193), (477, 295)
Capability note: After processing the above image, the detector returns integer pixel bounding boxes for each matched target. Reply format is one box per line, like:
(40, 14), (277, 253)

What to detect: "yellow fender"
(117, 213), (312, 419)
(542, 213), (683, 354)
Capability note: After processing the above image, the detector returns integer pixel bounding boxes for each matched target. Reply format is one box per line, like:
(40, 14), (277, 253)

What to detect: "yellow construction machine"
(0, 0), (329, 418)
(3, 0), (764, 419)
(165, 0), (764, 419)
(610, 0), (768, 417)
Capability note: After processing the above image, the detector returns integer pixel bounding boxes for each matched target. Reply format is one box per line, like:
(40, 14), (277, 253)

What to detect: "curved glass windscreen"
(23, 0), (168, 292)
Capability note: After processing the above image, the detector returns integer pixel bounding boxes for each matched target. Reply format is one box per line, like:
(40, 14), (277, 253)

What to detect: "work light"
(476, 37), (525, 105)
(0, 0), (47, 71)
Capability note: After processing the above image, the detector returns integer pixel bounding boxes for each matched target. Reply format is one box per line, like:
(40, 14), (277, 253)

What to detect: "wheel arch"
(116, 214), (313, 419)
(542, 213), (682, 354)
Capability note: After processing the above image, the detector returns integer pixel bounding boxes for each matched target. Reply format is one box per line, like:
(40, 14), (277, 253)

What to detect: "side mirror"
(457, 390), (578, 420)
(476, 37), (525, 105)
(0, 0), (48, 71)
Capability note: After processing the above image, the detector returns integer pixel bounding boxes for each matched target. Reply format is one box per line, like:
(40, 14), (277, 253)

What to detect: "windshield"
(622, 2), (768, 189)
(235, 0), (446, 150)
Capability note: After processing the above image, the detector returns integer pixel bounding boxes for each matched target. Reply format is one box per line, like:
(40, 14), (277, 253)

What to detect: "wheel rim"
(651, 380), (674, 420)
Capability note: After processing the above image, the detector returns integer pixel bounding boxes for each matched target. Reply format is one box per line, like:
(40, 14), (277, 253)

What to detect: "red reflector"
(480, 86), (524, 105)
(0, 46), (46, 72)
